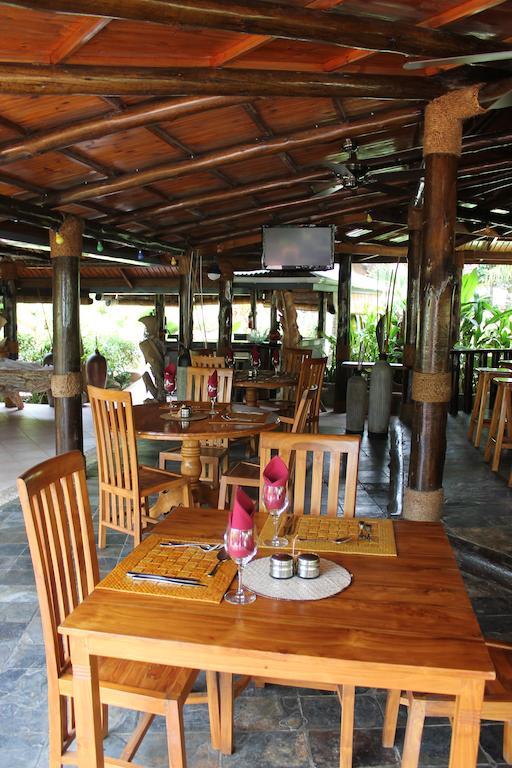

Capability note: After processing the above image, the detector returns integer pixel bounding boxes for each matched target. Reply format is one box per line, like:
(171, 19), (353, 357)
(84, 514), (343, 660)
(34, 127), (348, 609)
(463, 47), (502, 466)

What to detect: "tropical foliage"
(458, 269), (512, 349)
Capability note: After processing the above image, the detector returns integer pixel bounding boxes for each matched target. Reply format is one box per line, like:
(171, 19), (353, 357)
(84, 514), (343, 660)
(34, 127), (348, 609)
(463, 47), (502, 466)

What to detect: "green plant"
(82, 336), (140, 383)
(17, 332), (52, 363)
(350, 309), (404, 363)
(458, 269), (512, 349)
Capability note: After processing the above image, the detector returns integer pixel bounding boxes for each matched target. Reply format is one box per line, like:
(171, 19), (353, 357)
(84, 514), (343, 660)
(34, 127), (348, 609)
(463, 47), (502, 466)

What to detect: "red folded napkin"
(164, 362), (176, 393)
(271, 348), (280, 368)
(251, 345), (260, 366)
(207, 369), (218, 398)
(165, 363), (176, 377)
(262, 456), (289, 511)
(225, 348), (234, 367)
(229, 488), (255, 532)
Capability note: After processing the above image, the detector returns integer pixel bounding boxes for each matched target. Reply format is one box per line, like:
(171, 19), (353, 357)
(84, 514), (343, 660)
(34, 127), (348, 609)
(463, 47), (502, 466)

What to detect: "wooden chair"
(159, 366), (234, 489)
(217, 386), (314, 509)
(17, 450), (219, 768)
(467, 367), (512, 448)
(261, 347), (312, 409)
(485, 377), (512, 486)
(295, 356), (327, 432)
(190, 354), (226, 368)
(254, 430), (361, 768)
(88, 385), (191, 548)
(382, 639), (512, 767)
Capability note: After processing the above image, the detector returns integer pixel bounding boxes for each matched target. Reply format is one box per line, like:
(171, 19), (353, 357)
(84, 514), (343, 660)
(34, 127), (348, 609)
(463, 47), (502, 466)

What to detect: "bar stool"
(485, 377), (512, 487)
(467, 368), (512, 448)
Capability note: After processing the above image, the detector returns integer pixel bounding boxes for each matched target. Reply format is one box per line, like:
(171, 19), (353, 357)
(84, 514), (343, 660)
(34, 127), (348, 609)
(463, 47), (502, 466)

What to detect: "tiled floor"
(0, 408), (511, 767)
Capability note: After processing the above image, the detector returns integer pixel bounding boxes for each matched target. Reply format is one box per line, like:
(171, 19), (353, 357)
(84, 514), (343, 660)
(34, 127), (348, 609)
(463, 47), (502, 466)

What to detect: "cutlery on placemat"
(159, 541), (222, 551)
(295, 536), (352, 545)
(207, 547), (229, 577)
(127, 571), (205, 587)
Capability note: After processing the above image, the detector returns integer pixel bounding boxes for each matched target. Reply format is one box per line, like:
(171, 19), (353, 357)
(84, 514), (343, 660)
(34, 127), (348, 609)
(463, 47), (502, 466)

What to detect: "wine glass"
(263, 484), (289, 547)
(207, 384), (218, 415)
(271, 350), (280, 376)
(224, 524), (257, 605)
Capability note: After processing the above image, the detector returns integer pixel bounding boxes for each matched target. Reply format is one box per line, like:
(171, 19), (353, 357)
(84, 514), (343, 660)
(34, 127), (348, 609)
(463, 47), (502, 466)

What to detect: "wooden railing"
(450, 347), (512, 415)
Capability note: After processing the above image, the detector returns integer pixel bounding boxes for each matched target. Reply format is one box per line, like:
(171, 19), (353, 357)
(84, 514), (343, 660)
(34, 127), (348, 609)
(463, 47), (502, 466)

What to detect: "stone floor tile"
(308, 727), (399, 768)
(221, 730), (310, 768)
(394, 724), (492, 766)
(234, 694), (303, 731)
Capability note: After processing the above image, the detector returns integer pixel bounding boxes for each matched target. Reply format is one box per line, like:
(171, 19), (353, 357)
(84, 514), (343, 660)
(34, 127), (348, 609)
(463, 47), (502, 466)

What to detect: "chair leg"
(219, 672), (234, 755)
(474, 376), (489, 448)
(503, 720), (512, 764)
(120, 712), (154, 762)
(382, 689), (401, 748)
(101, 703), (109, 738)
(492, 392), (508, 472)
(401, 697), (426, 768)
(468, 374), (483, 442)
(485, 386), (503, 462)
(49, 694), (68, 768)
(338, 685), (355, 768)
(165, 701), (187, 768)
(206, 670), (221, 751)
(218, 477), (228, 510)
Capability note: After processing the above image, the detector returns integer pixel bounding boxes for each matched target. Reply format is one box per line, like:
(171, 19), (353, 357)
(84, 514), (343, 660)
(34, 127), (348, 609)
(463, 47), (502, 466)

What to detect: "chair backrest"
(282, 347), (313, 375)
(17, 451), (99, 684)
(295, 357), (327, 428)
(191, 354), (226, 368)
(88, 385), (142, 539)
(186, 366), (233, 403)
(291, 386), (315, 433)
(259, 432), (361, 517)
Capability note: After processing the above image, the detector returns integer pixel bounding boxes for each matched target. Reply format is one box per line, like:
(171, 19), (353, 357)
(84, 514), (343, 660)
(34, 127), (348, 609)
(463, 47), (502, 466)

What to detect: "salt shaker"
(269, 553), (294, 579)
(297, 553), (320, 579)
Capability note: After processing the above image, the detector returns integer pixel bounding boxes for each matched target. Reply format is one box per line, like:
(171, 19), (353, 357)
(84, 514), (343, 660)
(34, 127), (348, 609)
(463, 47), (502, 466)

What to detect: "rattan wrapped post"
(404, 86), (486, 522)
(50, 214), (84, 454)
(401, 205), (423, 422)
(218, 269), (233, 355)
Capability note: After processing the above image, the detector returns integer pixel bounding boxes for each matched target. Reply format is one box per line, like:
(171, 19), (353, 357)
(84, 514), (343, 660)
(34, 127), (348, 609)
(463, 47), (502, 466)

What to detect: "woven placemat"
(258, 516), (397, 557)
(160, 412), (209, 422)
(98, 534), (236, 604)
(242, 557), (352, 601)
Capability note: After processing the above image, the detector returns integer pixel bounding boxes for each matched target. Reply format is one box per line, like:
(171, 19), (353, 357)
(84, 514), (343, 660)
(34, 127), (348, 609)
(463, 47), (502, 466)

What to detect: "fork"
(160, 541), (222, 552)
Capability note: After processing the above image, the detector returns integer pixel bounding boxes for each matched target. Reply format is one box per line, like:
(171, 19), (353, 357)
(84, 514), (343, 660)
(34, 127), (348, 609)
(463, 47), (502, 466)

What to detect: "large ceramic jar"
(86, 348), (107, 388)
(368, 356), (393, 436)
(346, 370), (367, 434)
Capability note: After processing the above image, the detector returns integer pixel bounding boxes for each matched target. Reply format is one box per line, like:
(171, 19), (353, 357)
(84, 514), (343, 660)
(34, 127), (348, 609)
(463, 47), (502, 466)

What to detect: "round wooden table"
(234, 370), (297, 407)
(133, 402), (279, 496)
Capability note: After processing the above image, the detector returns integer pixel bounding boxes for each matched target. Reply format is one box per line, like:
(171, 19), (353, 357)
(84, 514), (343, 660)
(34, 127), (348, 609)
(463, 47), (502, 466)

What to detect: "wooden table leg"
(448, 679), (484, 768)
(245, 387), (258, 408)
(70, 635), (104, 768)
(219, 672), (234, 755)
(180, 439), (202, 498)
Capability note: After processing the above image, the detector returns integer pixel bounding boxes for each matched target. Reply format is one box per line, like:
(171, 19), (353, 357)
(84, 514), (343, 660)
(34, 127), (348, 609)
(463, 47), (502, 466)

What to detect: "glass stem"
(237, 563), (243, 596)
(273, 514), (279, 544)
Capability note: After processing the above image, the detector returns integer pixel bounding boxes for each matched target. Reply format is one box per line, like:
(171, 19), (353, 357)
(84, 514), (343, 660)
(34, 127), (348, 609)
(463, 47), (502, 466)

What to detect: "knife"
(127, 571), (205, 587)
(159, 541), (222, 551)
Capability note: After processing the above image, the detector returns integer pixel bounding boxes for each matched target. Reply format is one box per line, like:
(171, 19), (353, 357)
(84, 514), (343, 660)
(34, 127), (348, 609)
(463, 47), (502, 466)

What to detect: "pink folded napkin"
(207, 369), (218, 398)
(262, 456), (289, 511)
(164, 362), (176, 393)
(271, 348), (280, 368)
(251, 346), (260, 366)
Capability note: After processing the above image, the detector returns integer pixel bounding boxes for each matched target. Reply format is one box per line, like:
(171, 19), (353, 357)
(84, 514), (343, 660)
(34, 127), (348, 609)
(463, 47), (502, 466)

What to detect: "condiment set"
(269, 552), (320, 580)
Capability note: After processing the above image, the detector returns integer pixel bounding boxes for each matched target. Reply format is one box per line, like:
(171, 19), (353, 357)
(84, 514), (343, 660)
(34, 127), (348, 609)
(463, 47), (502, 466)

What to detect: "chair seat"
(223, 460), (260, 484)
(60, 658), (198, 714)
(138, 464), (186, 497)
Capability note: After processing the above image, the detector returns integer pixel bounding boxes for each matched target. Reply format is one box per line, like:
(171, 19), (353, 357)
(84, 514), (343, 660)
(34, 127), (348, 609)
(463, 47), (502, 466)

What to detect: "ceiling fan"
(403, 51), (512, 70)
(312, 138), (374, 198)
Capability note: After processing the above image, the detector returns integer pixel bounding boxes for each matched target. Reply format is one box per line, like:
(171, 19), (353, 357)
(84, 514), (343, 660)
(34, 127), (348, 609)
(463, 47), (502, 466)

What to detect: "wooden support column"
(179, 255), (192, 349)
(404, 86), (486, 521)
(218, 265), (233, 355)
(270, 291), (277, 331)
(250, 289), (257, 332)
(317, 292), (326, 338)
(401, 205), (422, 421)
(50, 215), (84, 454)
(1, 261), (18, 360)
(334, 255), (351, 413)
(154, 293), (166, 342)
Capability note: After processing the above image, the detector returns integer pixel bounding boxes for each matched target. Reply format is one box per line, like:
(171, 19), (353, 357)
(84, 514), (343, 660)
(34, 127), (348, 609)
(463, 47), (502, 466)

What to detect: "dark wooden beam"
(401, 205), (422, 419)
(6, 0), (503, 58)
(0, 96), (245, 164)
(334, 254), (351, 413)
(45, 106), (420, 206)
(0, 63), (445, 101)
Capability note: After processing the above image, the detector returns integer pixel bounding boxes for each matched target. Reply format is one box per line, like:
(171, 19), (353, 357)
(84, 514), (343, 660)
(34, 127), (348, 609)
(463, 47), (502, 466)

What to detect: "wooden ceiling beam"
(323, 0), (508, 72)
(0, 95), (246, 164)
(42, 106), (420, 206)
(6, 0), (503, 59)
(0, 63), (444, 100)
(49, 17), (111, 63)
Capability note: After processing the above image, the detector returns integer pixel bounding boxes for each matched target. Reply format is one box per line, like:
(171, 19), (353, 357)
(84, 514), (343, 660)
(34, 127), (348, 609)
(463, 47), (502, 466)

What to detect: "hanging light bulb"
(170, 255), (177, 267)
(97, 240), (104, 253)
(55, 231), (64, 245)
(137, 249), (144, 261)
(207, 262), (222, 281)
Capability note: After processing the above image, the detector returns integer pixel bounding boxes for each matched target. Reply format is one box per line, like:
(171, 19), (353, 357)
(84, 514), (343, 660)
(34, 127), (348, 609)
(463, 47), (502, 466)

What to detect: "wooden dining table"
(234, 369), (297, 407)
(133, 401), (279, 496)
(61, 507), (494, 768)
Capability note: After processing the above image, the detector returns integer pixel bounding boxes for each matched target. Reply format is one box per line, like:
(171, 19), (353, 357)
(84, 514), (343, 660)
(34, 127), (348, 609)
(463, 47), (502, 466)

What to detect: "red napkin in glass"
(164, 362), (176, 393)
(229, 487), (255, 531)
(251, 346), (260, 366)
(207, 369), (218, 398)
(262, 456), (289, 511)
(225, 348), (234, 367)
(271, 348), (280, 368)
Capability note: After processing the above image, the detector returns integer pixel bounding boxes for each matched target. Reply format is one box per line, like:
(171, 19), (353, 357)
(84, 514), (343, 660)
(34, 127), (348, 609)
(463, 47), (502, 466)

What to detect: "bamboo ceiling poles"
(5, 0), (504, 58)
(0, 63), (445, 101)
(50, 215), (84, 454)
(42, 106), (421, 207)
(404, 85), (487, 523)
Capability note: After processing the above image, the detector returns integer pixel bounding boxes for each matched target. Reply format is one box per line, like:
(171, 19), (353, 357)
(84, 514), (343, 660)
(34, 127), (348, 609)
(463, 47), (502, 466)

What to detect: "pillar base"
(403, 487), (444, 521)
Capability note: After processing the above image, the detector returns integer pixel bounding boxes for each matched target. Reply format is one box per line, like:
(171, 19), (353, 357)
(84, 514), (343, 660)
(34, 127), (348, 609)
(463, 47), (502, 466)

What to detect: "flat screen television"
(262, 225), (335, 271)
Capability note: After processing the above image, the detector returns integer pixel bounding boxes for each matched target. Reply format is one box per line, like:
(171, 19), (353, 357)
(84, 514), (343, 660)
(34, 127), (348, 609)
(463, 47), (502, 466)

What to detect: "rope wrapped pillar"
(401, 205), (423, 422)
(50, 215), (84, 454)
(1, 260), (18, 360)
(334, 254), (351, 413)
(404, 86), (486, 521)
